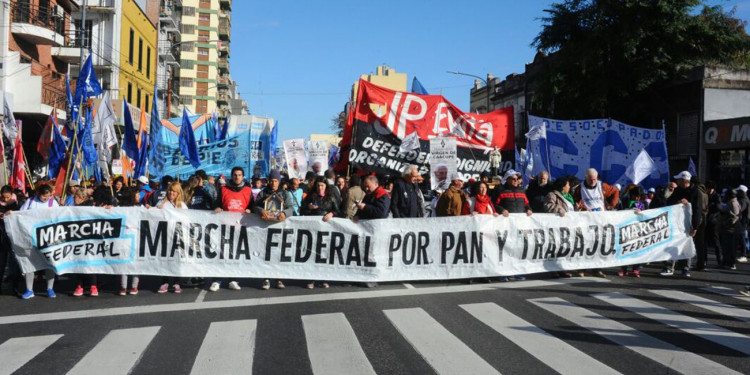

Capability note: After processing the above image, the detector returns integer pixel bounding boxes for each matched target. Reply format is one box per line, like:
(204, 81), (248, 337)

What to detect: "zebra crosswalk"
(0, 286), (748, 375)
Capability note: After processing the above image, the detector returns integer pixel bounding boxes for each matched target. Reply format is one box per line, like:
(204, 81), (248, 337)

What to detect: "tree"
(330, 110), (347, 136)
(531, 0), (750, 123)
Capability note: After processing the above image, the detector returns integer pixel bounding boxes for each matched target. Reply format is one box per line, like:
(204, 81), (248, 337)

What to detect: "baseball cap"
(673, 171), (692, 180)
(736, 185), (748, 193)
(648, 187), (656, 193)
(137, 176), (149, 185)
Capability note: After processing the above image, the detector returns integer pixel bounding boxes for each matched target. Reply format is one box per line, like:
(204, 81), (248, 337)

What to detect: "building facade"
(118, 0), (156, 111)
(178, 0), (231, 117)
(351, 64), (407, 101)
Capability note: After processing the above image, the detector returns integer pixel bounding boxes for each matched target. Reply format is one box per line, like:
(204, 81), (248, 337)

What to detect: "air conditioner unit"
(53, 5), (65, 18)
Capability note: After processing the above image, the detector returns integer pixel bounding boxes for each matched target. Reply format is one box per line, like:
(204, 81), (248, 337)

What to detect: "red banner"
(338, 80), (514, 177)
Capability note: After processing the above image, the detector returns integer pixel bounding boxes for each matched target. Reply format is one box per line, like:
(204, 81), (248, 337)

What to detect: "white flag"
(525, 121), (547, 141)
(2, 94), (18, 145)
(93, 92), (118, 161)
(399, 131), (420, 154)
(625, 149), (658, 185)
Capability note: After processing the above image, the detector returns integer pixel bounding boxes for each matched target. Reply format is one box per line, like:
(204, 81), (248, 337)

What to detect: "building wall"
(119, 0), (156, 111)
(179, 0), (221, 115)
(351, 65), (407, 102)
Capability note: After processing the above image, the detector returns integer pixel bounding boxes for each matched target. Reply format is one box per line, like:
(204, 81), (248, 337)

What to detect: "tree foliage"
(531, 0), (750, 122)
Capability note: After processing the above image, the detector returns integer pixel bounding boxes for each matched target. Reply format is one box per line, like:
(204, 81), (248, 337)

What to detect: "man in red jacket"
(210, 166), (253, 292)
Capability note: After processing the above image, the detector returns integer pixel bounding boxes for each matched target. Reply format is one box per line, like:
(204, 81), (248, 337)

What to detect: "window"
(127, 82), (132, 103)
(199, 0), (210, 8)
(180, 95), (193, 105)
(146, 47), (151, 78)
(73, 19), (93, 49)
(181, 24), (195, 34)
(181, 42), (194, 52)
(145, 95), (150, 112)
(198, 30), (210, 42)
(199, 14), (210, 22)
(197, 48), (209, 56)
(128, 29), (134, 64)
(197, 65), (208, 73)
(138, 38), (143, 72)
(137, 89), (141, 108)
(182, 6), (195, 16)
(180, 78), (194, 87)
(180, 60), (195, 69)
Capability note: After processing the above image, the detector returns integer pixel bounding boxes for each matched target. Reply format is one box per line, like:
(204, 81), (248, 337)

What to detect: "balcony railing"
(10, 0), (69, 41)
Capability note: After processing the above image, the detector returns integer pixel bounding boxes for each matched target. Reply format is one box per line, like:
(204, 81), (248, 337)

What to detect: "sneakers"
(500, 277), (510, 282)
(89, 286), (98, 297)
(659, 268), (674, 276)
(228, 281), (241, 290)
(47, 289), (56, 298)
(729, 265), (737, 270)
(307, 282), (315, 289)
(173, 284), (182, 293)
(119, 288), (127, 296)
(262, 279), (270, 290)
(737, 256), (748, 263)
(276, 280), (285, 289)
(515, 275), (526, 281)
(577, 271), (586, 278)
(322, 282), (330, 289)
(617, 269), (625, 277)
(594, 270), (607, 278)
(682, 269), (691, 278)
(21, 290), (34, 300)
(741, 286), (750, 297)
(209, 281), (221, 292)
(158, 283), (169, 293)
(632, 269), (641, 278)
(129, 287), (139, 295)
(73, 285), (84, 297)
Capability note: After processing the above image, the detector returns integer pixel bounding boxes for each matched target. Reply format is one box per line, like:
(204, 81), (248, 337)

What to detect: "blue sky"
(231, 0), (749, 142)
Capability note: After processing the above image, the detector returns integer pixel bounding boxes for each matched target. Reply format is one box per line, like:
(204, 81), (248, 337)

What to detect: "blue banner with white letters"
(527, 115), (669, 189)
(149, 114), (275, 180)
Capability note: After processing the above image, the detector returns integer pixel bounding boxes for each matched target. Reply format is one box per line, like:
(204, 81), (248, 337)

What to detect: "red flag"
(37, 110), (57, 162)
(12, 134), (25, 194)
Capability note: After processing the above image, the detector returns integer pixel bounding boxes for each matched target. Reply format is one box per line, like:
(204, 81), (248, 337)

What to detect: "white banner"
(283, 138), (307, 179)
(308, 140), (329, 176)
(6, 205), (695, 281)
(429, 137), (458, 191)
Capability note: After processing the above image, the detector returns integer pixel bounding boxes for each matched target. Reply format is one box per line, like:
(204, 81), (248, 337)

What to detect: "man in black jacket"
(390, 165), (425, 218)
(526, 171), (551, 213)
(663, 171), (707, 276)
(356, 176), (391, 220)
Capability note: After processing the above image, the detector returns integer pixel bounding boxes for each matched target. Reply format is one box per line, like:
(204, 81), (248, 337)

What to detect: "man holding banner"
(663, 171), (707, 275)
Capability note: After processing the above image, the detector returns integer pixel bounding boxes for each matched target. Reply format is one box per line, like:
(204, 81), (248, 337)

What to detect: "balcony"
(218, 21), (230, 40)
(217, 76), (229, 88)
(217, 92), (229, 104)
(219, 0), (231, 11)
(218, 59), (228, 73)
(159, 6), (180, 33)
(158, 45), (180, 67)
(85, 0), (115, 13)
(10, 1), (69, 46)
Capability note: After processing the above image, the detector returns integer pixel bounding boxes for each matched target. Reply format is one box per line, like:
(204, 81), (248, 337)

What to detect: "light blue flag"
(688, 157), (698, 177)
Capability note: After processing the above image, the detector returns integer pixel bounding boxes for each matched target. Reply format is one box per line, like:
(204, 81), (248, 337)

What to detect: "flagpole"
(61, 98), (86, 202)
(21, 145), (35, 191)
(0, 120), (9, 186)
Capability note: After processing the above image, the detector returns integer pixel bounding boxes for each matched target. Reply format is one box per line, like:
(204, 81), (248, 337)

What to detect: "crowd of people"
(1, 164), (749, 299)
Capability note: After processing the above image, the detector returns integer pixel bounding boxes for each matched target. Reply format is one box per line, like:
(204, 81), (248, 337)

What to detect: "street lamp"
(447, 70), (491, 114)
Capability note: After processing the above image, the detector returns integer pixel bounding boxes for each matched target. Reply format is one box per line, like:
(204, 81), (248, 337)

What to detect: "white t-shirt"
(157, 199), (187, 209)
(580, 181), (605, 211)
(20, 197), (59, 211)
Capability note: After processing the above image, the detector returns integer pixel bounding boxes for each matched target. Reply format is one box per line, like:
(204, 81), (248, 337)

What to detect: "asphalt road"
(1, 263), (749, 375)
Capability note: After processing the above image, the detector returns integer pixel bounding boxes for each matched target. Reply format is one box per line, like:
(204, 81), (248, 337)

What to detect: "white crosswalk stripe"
(649, 289), (750, 323)
(4, 287), (750, 374)
(0, 334), (62, 375)
(702, 285), (750, 302)
(191, 319), (257, 375)
(460, 302), (620, 375)
(594, 292), (750, 356)
(67, 326), (160, 375)
(302, 313), (376, 375)
(384, 307), (500, 375)
(530, 296), (743, 375)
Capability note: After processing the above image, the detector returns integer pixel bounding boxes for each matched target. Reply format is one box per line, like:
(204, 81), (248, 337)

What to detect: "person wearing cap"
(435, 176), (469, 217)
(211, 166), (254, 292)
(662, 172), (707, 276)
(493, 169), (533, 217)
(734, 185), (750, 264)
(64, 180), (81, 206)
(147, 176), (174, 207)
(134, 176), (153, 206)
(573, 168), (620, 212)
(253, 169), (294, 290)
(718, 189), (741, 270)
(646, 187), (656, 208)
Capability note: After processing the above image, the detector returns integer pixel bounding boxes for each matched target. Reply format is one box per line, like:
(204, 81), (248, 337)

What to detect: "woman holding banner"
(469, 182), (497, 216)
(156, 182), (187, 293)
(544, 176), (574, 278)
(17, 184), (59, 300)
(301, 177), (340, 289)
